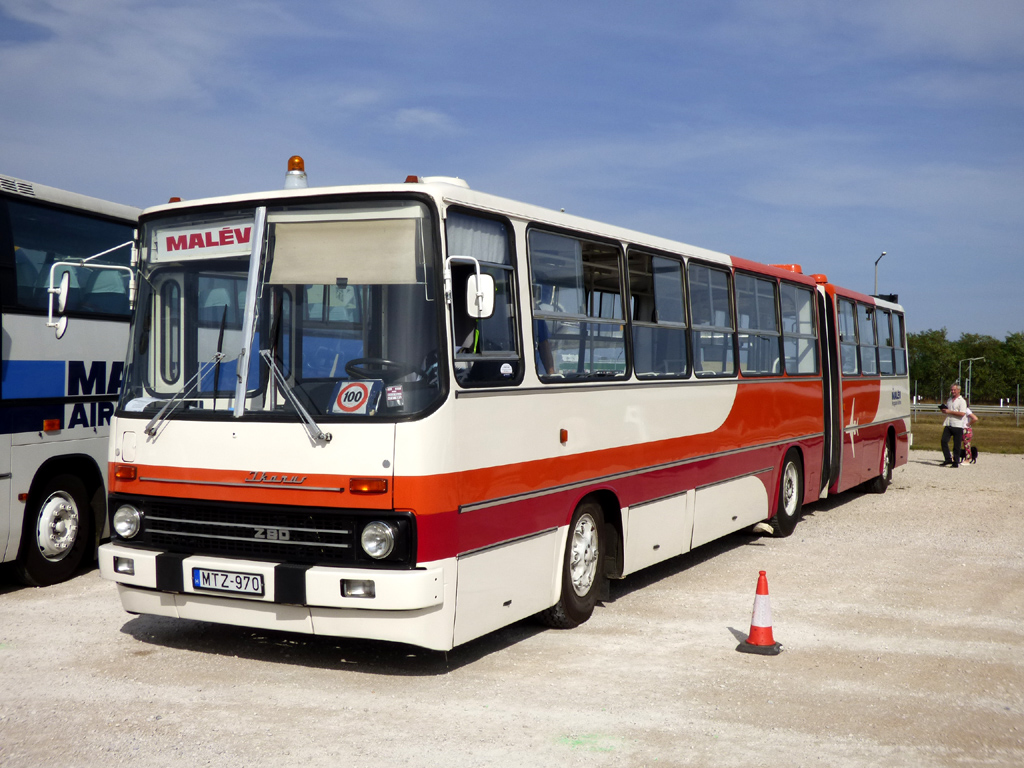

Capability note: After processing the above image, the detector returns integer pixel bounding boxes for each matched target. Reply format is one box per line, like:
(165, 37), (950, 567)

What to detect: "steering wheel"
(345, 357), (423, 384)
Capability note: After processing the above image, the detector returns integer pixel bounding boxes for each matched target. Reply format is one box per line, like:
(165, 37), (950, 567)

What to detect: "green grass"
(910, 413), (1024, 454)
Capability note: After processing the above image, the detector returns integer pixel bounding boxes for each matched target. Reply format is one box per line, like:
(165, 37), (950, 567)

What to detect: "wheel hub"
(36, 494), (79, 561)
(569, 514), (598, 597)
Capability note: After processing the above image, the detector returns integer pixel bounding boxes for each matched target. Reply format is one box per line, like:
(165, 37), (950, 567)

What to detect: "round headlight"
(113, 505), (141, 539)
(360, 521), (395, 559)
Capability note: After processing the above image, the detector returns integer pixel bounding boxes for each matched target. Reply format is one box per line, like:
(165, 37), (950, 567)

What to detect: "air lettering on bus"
(66, 360), (123, 429)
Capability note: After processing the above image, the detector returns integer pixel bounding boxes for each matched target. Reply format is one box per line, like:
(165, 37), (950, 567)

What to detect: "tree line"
(907, 330), (1024, 404)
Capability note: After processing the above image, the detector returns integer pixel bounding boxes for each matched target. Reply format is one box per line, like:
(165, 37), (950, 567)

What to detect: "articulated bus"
(1, 174), (139, 585)
(98, 160), (910, 650)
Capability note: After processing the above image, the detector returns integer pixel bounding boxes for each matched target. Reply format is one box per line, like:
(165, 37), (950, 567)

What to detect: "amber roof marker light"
(285, 156), (308, 189)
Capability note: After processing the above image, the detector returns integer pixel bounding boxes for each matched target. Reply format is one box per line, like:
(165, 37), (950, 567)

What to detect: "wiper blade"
(212, 305), (228, 411)
(259, 350), (332, 443)
(144, 353), (224, 437)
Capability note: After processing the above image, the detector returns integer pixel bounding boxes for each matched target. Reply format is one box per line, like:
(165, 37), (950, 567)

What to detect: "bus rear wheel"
(14, 474), (91, 586)
(868, 437), (893, 494)
(538, 501), (604, 629)
(771, 451), (803, 538)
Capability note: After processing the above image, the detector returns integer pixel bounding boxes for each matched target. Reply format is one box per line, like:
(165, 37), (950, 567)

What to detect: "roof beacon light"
(285, 155), (308, 189)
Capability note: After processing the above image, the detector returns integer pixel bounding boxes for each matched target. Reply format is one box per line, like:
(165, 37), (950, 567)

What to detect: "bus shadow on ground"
(118, 490), (869, 673)
(119, 608), (547, 675)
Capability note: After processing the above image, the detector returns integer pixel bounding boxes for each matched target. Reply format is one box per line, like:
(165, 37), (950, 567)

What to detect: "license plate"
(192, 567), (264, 596)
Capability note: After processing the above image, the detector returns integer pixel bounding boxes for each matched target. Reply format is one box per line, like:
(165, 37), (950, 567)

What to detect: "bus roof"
(141, 176), (737, 269)
(1, 173), (140, 222)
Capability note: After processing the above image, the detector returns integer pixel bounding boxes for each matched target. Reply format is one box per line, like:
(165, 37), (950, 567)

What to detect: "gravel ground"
(1, 450), (1023, 768)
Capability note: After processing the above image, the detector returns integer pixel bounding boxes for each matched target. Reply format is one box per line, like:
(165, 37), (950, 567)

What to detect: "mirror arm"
(45, 239), (139, 337)
(444, 253), (483, 306)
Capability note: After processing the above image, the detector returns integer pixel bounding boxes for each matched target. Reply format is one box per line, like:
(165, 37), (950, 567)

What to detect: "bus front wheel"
(15, 474), (91, 586)
(538, 501), (605, 629)
(771, 451), (803, 538)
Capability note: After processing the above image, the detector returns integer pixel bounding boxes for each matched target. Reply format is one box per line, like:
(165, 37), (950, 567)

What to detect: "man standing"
(940, 384), (968, 468)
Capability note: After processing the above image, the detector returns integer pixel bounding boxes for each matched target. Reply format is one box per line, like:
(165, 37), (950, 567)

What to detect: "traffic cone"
(736, 570), (782, 655)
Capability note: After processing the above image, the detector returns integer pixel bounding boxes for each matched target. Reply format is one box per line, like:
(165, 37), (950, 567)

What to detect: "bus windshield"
(120, 199), (443, 421)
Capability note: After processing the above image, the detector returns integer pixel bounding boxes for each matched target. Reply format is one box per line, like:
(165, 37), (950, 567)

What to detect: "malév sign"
(150, 217), (255, 262)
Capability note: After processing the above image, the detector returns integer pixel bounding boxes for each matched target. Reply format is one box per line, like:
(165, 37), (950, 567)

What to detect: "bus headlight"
(113, 505), (141, 539)
(360, 521), (396, 559)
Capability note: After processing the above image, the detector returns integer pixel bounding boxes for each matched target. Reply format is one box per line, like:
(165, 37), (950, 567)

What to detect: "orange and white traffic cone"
(736, 570), (782, 655)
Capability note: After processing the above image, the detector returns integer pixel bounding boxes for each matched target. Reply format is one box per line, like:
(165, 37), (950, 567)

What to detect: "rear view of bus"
(1, 174), (139, 585)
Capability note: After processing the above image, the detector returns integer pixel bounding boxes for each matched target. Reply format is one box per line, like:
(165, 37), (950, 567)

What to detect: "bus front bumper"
(98, 542), (458, 650)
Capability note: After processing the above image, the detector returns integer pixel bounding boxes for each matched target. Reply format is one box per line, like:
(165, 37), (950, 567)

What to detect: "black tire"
(14, 474), (92, 586)
(771, 451), (803, 538)
(538, 501), (604, 629)
(868, 436), (893, 494)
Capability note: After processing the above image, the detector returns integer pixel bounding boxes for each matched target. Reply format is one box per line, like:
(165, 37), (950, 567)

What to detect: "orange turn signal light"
(114, 465), (138, 481)
(349, 477), (388, 495)
(42, 419), (61, 432)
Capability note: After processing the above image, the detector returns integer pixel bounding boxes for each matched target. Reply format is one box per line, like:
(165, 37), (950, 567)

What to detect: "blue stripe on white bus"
(1, 360), (66, 399)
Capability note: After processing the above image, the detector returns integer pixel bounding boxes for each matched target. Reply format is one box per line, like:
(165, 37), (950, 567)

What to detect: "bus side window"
(780, 283), (818, 375)
(445, 211), (520, 386)
(7, 199), (134, 317)
(858, 304), (878, 376)
(838, 299), (859, 376)
(877, 309), (895, 376)
(893, 313), (907, 375)
(629, 251), (689, 379)
(529, 230), (626, 380)
(688, 262), (735, 377)
(736, 272), (780, 375)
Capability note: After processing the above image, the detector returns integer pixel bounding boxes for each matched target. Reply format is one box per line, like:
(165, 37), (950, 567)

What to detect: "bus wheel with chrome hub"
(771, 451), (803, 538)
(868, 436), (893, 494)
(15, 474), (92, 586)
(539, 501), (605, 629)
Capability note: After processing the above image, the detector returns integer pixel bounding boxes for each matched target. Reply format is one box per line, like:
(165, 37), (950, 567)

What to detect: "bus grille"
(139, 499), (359, 566)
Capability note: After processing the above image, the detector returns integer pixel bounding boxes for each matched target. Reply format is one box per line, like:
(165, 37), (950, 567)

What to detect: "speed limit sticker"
(335, 382), (371, 413)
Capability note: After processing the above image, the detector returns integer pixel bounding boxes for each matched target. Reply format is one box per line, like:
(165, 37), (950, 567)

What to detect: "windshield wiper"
(144, 353), (224, 437)
(212, 305), (228, 412)
(259, 350), (332, 443)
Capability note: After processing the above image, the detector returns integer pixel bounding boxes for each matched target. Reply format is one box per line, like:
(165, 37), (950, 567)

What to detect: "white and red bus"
(98, 161), (909, 650)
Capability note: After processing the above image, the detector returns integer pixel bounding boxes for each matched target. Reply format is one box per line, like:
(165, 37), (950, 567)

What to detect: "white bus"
(1, 174), (139, 585)
(99, 160), (909, 649)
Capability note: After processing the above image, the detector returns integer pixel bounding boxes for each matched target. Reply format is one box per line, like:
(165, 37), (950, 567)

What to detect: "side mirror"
(56, 270), (71, 313)
(55, 315), (68, 340)
(466, 273), (495, 319)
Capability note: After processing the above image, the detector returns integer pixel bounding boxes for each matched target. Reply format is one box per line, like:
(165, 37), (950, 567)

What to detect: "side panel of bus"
(1, 313), (128, 565)
(0, 180), (137, 583)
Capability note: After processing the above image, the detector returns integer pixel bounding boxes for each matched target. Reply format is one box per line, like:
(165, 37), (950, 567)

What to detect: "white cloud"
(390, 108), (460, 136)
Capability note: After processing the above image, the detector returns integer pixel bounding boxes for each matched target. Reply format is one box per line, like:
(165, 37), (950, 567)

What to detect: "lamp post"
(958, 356), (985, 402)
(873, 251), (887, 295)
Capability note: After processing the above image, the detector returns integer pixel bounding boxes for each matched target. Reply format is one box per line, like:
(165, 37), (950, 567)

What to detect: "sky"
(1, 0), (1022, 340)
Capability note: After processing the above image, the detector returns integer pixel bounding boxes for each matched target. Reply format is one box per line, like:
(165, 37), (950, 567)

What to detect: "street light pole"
(967, 357), (984, 403)
(958, 356), (985, 402)
(874, 251), (887, 295)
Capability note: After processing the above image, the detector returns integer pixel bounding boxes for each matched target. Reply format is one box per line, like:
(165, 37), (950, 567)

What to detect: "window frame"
(857, 303), (879, 376)
(527, 226), (628, 382)
(444, 207), (523, 388)
(734, 270), (781, 377)
(838, 298), (860, 377)
(687, 260), (737, 379)
(626, 247), (690, 380)
(779, 281), (820, 376)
